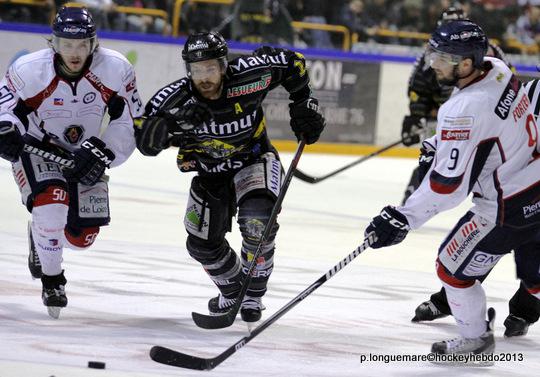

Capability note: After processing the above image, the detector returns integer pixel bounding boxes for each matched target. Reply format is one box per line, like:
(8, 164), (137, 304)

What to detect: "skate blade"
(245, 319), (261, 333)
(47, 306), (62, 319)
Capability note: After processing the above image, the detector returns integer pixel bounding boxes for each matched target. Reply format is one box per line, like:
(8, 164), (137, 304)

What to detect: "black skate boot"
(27, 222), (42, 279)
(208, 294), (236, 315)
(41, 271), (68, 319)
(504, 315), (530, 337)
(431, 308), (496, 366)
(240, 296), (265, 323)
(411, 300), (448, 322)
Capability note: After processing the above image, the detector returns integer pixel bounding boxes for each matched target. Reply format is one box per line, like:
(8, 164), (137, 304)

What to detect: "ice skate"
(504, 314), (530, 337)
(41, 272), (68, 319)
(411, 300), (448, 322)
(241, 296), (265, 323)
(430, 308), (495, 366)
(208, 294), (236, 316)
(27, 222), (42, 279)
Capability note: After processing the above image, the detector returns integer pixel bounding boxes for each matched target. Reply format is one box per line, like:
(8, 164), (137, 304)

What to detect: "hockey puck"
(88, 361), (106, 369)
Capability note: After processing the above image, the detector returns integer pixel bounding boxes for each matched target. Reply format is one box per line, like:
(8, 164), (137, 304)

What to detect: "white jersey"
(0, 47), (143, 167)
(399, 57), (540, 230)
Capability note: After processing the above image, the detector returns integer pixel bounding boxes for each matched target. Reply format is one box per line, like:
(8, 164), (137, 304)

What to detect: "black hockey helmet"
(182, 31), (228, 63)
(428, 20), (488, 69)
(437, 6), (467, 27)
(52, 6), (96, 39)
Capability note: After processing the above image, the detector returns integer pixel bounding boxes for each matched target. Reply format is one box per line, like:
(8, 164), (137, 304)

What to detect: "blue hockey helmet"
(51, 6), (98, 64)
(428, 20), (488, 69)
(52, 6), (96, 39)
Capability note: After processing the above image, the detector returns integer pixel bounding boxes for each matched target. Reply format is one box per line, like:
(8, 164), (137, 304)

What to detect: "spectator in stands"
(506, 5), (540, 49)
(230, 0), (294, 45)
(75, 0), (115, 30)
(181, 2), (228, 35)
(113, 0), (170, 34)
(0, 0), (54, 25)
(295, 0), (334, 49)
(341, 0), (377, 42)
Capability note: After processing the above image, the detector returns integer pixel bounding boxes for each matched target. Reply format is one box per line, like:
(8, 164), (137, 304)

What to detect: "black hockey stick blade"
(292, 167), (319, 183)
(293, 138), (404, 184)
(191, 308), (237, 329)
(190, 140), (307, 330)
(150, 234), (376, 370)
(150, 345), (217, 370)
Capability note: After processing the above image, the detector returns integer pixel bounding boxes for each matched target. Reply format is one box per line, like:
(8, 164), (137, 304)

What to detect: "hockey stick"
(191, 139), (307, 329)
(23, 144), (75, 168)
(293, 138), (404, 184)
(150, 233), (377, 370)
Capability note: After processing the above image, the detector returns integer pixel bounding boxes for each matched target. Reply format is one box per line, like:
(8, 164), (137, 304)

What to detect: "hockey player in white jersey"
(365, 20), (540, 359)
(0, 6), (143, 318)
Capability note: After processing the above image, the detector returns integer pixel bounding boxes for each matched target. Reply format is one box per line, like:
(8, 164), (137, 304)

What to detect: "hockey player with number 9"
(365, 20), (540, 359)
(0, 6), (143, 318)
(135, 31), (325, 323)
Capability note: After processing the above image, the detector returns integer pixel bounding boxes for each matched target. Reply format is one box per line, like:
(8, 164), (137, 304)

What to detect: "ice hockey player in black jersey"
(135, 31), (325, 323)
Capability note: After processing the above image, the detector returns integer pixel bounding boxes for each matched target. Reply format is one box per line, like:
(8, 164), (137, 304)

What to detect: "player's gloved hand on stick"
(0, 121), (24, 162)
(163, 102), (213, 133)
(365, 206), (410, 249)
(401, 115), (424, 146)
(289, 97), (325, 144)
(417, 140), (436, 182)
(64, 136), (115, 186)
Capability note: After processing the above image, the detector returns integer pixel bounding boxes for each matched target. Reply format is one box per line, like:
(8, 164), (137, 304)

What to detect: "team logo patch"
(125, 79), (136, 92)
(441, 129), (470, 141)
(227, 74), (271, 98)
(53, 98), (64, 106)
(83, 92), (96, 104)
(462, 251), (502, 277)
(442, 116), (473, 128)
(63, 125), (85, 144)
(523, 199), (540, 219)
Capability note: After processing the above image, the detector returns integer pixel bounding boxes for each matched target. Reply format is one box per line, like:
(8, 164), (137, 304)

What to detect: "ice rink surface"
(1, 149), (539, 377)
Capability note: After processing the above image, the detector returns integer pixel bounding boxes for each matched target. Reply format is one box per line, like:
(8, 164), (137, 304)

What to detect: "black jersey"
(143, 48), (310, 175)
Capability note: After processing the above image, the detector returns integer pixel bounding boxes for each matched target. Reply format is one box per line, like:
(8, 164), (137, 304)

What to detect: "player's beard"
(434, 68), (459, 87)
(57, 55), (88, 79)
(195, 80), (223, 99)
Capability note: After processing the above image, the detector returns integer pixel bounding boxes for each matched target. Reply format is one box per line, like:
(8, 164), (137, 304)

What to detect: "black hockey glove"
(135, 116), (170, 156)
(64, 136), (115, 186)
(365, 206), (410, 249)
(289, 97), (326, 144)
(0, 121), (24, 162)
(417, 141), (436, 183)
(401, 115), (424, 146)
(163, 102), (213, 132)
